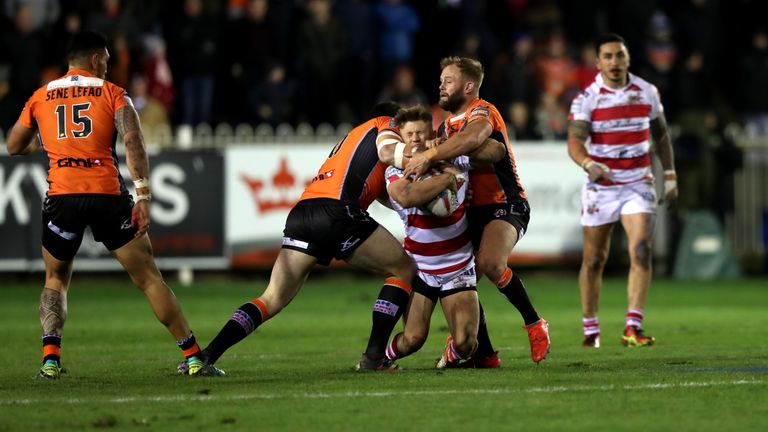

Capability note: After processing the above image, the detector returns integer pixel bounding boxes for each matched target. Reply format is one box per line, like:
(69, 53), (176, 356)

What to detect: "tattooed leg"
(40, 288), (67, 336)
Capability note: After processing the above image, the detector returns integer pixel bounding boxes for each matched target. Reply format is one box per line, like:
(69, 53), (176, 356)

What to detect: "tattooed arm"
(568, 119), (612, 182)
(650, 112), (678, 203)
(115, 99), (151, 237)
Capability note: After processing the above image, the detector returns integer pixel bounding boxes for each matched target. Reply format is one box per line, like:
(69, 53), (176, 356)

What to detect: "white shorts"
(417, 260), (477, 293)
(580, 181), (657, 226)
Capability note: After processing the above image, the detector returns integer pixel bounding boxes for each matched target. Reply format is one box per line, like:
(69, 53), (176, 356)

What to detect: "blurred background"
(0, 0), (766, 278)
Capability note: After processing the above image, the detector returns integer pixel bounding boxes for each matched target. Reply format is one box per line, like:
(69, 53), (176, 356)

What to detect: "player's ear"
(90, 52), (100, 70)
(465, 81), (474, 93)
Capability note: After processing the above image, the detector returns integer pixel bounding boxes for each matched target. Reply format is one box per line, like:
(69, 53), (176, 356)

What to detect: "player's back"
(20, 68), (129, 196)
(300, 116), (397, 209)
(440, 98), (527, 205)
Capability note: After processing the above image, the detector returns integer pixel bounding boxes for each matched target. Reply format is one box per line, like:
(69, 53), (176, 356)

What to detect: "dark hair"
(440, 56), (484, 86)
(595, 33), (627, 55)
(394, 105), (432, 128)
(369, 101), (401, 118)
(66, 31), (108, 61)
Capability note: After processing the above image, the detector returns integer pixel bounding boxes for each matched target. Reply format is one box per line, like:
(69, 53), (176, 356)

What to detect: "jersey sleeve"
(569, 91), (592, 121)
(109, 83), (129, 113)
(385, 165), (404, 188)
(17, 95), (38, 129)
(466, 103), (493, 127)
(648, 84), (664, 120)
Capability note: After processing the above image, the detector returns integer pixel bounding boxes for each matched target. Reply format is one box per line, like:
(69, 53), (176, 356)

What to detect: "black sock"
(499, 271), (539, 325)
(475, 303), (496, 357)
(363, 284), (410, 359)
(204, 302), (264, 364)
(42, 334), (61, 364)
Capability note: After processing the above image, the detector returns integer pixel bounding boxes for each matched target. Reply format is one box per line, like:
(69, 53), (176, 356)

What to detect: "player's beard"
(439, 91), (465, 113)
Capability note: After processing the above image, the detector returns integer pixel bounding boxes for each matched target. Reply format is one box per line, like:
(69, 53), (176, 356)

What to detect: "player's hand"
(404, 151), (431, 177)
(425, 137), (444, 149)
(131, 199), (150, 238)
(584, 160), (613, 183)
(660, 170), (678, 206)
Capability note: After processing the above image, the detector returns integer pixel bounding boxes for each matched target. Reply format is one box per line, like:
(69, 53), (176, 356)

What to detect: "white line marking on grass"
(1, 379), (763, 406)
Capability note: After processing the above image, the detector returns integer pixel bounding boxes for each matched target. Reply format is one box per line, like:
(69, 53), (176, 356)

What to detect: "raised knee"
(476, 255), (506, 281)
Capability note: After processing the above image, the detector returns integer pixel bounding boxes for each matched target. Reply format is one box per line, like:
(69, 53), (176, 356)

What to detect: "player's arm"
(6, 121), (40, 155)
(406, 120), (492, 176)
(377, 129), (412, 169)
(650, 112), (677, 203)
(467, 137), (505, 164)
(388, 171), (457, 209)
(567, 119), (612, 182)
(115, 99), (151, 237)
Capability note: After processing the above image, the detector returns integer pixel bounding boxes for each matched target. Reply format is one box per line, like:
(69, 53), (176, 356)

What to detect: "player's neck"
(601, 73), (628, 89)
(453, 96), (478, 115)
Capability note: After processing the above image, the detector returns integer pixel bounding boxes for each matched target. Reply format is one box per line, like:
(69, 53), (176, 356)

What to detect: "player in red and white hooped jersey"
(567, 33), (678, 349)
(381, 106), (506, 367)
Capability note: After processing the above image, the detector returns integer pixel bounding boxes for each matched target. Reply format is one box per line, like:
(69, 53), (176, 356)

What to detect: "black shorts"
(467, 200), (530, 249)
(411, 277), (477, 303)
(42, 194), (138, 261)
(281, 198), (380, 265)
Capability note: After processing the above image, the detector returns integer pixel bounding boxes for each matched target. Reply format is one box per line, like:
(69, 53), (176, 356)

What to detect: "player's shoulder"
(470, 98), (499, 115)
(628, 73), (658, 94)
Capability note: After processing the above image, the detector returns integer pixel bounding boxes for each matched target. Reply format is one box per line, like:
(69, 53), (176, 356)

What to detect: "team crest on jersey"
(628, 94), (645, 104)
(389, 118), (397, 128)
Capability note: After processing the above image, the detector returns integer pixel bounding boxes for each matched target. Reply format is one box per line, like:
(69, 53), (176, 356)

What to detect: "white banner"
(226, 142), (584, 264)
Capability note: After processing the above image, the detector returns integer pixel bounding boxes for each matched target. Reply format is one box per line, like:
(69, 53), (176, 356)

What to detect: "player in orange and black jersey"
(406, 56), (551, 365)
(194, 102), (417, 372)
(7, 31), (211, 378)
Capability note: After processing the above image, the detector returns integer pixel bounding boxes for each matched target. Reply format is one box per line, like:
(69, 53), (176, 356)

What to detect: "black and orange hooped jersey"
(300, 116), (399, 209)
(439, 98), (528, 205)
(17, 68), (129, 196)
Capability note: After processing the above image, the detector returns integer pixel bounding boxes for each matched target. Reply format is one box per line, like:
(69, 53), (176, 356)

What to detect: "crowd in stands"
(0, 0), (766, 151)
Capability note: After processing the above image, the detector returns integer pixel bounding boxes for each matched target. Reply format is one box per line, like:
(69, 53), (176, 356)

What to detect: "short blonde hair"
(394, 105), (432, 128)
(440, 56), (484, 87)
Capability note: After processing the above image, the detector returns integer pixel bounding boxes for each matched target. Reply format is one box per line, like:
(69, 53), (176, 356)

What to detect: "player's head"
(595, 33), (630, 87)
(439, 56), (484, 113)
(369, 101), (402, 119)
(67, 31), (110, 79)
(394, 105), (433, 150)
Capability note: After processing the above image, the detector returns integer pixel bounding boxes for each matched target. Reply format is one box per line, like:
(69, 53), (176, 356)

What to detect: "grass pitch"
(0, 274), (766, 431)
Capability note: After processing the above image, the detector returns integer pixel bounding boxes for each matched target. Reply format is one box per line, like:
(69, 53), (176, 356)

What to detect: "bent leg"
(347, 226), (417, 360)
(388, 292), (436, 359)
(113, 235), (191, 340)
(204, 249), (317, 364)
(441, 290), (480, 359)
(476, 220), (539, 325)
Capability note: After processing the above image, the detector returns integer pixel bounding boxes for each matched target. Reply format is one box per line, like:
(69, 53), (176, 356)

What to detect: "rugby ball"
(418, 169), (461, 217)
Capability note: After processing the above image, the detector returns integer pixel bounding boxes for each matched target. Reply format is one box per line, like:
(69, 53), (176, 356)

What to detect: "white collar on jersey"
(594, 71), (638, 93)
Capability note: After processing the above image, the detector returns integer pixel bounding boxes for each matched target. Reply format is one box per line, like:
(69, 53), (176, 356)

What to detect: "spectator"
(374, 0), (420, 80)
(376, 64), (428, 108)
(739, 29), (768, 137)
(3, 0), (59, 33)
(534, 92), (567, 140)
(168, 0), (218, 126)
(130, 75), (170, 144)
(490, 32), (537, 110)
(142, 35), (175, 115)
(1, 3), (47, 100)
(534, 31), (578, 104)
(506, 100), (541, 141)
(248, 63), (296, 127)
(337, 0), (376, 122)
(294, 0), (346, 126)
